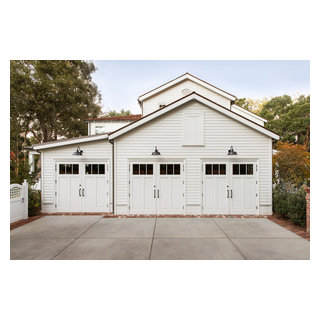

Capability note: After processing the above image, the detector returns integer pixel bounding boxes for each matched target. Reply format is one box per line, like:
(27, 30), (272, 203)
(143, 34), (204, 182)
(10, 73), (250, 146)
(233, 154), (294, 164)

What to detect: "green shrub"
(273, 192), (289, 218)
(28, 189), (41, 216)
(287, 191), (306, 227)
(273, 190), (306, 226)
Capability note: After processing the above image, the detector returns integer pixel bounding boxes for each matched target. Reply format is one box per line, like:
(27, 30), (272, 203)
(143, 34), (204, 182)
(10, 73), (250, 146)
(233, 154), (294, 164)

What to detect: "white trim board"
(33, 134), (109, 150)
(138, 73), (237, 102)
(109, 93), (279, 140)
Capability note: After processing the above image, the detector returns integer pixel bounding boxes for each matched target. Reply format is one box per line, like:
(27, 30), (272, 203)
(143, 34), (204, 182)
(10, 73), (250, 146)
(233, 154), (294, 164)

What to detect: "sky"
(92, 60), (310, 114)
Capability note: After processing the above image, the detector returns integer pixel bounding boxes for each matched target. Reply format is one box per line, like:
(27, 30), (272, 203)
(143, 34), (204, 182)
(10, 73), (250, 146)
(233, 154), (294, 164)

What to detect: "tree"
(10, 60), (102, 144)
(104, 108), (132, 117)
(258, 95), (310, 150)
(273, 142), (310, 192)
(234, 97), (268, 114)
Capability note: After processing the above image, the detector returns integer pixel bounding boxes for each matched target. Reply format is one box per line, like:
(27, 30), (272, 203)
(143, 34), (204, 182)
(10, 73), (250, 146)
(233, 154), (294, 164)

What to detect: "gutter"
(109, 139), (115, 214)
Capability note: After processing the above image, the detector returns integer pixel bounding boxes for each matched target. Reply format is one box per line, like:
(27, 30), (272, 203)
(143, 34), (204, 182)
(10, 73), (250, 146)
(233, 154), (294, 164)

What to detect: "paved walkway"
(10, 216), (310, 260)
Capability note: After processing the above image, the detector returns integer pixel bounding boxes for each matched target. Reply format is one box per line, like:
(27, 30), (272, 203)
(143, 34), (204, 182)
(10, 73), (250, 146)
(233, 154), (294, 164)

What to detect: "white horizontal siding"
(142, 79), (231, 116)
(89, 121), (132, 135)
(115, 101), (272, 214)
(41, 140), (112, 213)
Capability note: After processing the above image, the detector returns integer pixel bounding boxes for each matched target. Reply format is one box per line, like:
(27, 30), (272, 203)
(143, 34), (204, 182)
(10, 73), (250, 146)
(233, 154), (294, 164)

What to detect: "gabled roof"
(138, 72), (237, 103)
(109, 92), (279, 140)
(85, 114), (141, 122)
(33, 133), (109, 150)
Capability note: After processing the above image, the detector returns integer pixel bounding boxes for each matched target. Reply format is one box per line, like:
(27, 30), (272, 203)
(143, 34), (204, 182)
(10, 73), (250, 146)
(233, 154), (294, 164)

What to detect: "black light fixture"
(227, 146), (237, 155)
(73, 146), (83, 156)
(152, 146), (161, 156)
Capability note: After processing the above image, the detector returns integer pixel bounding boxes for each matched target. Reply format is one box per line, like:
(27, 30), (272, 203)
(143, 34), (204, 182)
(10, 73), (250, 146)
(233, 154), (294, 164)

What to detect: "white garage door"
(57, 162), (109, 213)
(129, 162), (184, 214)
(203, 162), (257, 215)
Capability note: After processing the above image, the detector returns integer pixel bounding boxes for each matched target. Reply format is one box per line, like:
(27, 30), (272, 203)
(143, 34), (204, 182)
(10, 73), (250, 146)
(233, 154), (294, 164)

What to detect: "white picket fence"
(10, 180), (28, 223)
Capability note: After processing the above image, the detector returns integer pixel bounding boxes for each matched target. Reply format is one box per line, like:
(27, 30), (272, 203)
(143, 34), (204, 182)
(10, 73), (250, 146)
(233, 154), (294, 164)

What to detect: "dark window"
(66, 164), (72, 174)
(220, 164), (226, 175)
(174, 164), (180, 175)
(213, 164), (219, 175)
(59, 164), (65, 174)
(133, 164), (139, 175)
(140, 164), (146, 175)
(205, 164), (212, 175)
(99, 164), (105, 175)
(247, 164), (253, 175)
(92, 164), (98, 174)
(240, 164), (246, 175)
(85, 164), (91, 174)
(147, 164), (153, 175)
(233, 164), (239, 175)
(160, 164), (166, 175)
(73, 164), (79, 174)
(167, 164), (173, 175)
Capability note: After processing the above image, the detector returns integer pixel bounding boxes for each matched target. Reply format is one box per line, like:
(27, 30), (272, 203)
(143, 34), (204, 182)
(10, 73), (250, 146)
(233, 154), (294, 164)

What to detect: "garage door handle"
(157, 190), (159, 198)
(82, 188), (85, 197)
(230, 190), (233, 198)
(227, 190), (229, 198)
(154, 190), (156, 198)
(79, 189), (81, 197)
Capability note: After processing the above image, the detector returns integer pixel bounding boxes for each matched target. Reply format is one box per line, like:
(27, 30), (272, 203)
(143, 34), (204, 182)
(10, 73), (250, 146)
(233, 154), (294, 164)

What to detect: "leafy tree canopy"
(273, 142), (310, 192)
(10, 60), (102, 144)
(103, 108), (132, 117)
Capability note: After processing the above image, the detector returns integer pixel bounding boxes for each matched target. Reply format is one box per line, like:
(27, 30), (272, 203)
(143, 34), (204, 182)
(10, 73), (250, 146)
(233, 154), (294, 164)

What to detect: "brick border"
(10, 214), (46, 230)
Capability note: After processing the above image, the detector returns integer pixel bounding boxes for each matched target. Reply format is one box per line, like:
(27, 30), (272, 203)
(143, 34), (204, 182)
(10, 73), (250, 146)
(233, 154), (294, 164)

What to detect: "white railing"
(10, 180), (28, 223)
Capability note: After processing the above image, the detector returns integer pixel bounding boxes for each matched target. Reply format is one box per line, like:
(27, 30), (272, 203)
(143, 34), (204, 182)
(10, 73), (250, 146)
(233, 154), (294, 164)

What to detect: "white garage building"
(33, 73), (279, 215)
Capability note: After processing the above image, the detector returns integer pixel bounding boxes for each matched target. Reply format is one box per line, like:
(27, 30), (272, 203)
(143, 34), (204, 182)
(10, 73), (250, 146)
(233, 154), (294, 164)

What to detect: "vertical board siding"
(115, 101), (272, 214)
(41, 140), (112, 213)
(142, 79), (231, 116)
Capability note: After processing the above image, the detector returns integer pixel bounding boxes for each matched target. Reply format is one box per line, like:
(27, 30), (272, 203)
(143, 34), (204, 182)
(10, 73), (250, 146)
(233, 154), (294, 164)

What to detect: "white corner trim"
(109, 93), (279, 140)
(138, 74), (237, 102)
(33, 134), (109, 150)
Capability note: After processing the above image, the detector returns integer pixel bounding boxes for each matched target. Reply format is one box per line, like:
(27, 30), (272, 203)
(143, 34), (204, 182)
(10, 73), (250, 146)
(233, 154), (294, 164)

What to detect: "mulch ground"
(267, 215), (310, 241)
(10, 212), (310, 241)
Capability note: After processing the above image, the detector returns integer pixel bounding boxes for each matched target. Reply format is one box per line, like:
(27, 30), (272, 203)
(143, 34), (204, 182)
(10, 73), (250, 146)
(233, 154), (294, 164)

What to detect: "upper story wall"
(141, 79), (232, 116)
(88, 121), (132, 135)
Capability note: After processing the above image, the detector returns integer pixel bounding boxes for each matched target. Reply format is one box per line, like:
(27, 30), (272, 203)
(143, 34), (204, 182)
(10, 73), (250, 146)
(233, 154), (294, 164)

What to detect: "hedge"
(273, 190), (306, 227)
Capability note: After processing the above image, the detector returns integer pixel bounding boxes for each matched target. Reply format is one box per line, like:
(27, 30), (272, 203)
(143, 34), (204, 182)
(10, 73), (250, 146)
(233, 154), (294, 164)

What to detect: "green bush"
(287, 192), (306, 227)
(273, 190), (306, 226)
(28, 189), (41, 216)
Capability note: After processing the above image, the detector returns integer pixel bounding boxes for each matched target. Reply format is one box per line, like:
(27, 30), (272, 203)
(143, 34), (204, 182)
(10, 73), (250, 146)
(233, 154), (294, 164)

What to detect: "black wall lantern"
(227, 146), (237, 155)
(152, 146), (161, 156)
(73, 146), (83, 156)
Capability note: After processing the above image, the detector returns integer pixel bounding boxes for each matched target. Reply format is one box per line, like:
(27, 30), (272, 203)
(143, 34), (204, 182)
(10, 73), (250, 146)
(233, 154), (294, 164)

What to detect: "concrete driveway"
(10, 216), (310, 260)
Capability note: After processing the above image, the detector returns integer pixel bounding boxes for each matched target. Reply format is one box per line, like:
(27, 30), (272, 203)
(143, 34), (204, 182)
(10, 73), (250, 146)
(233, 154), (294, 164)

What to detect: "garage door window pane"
(66, 164), (72, 174)
(174, 164), (180, 175)
(133, 164), (139, 175)
(240, 164), (246, 175)
(72, 164), (79, 174)
(147, 164), (153, 175)
(167, 164), (173, 175)
(99, 164), (105, 174)
(140, 164), (146, 175)
(247, 164), (253, 175)
(85, 164), (91, 174)
(205, 164), (212, 175)
(160, 164), (166, 175)
(213, 164), (219, 175)
(220, 164), (226, 175)
(233, 164), (239, 175)
(59, 164), (66, 174)
(92, 164), (98, 174)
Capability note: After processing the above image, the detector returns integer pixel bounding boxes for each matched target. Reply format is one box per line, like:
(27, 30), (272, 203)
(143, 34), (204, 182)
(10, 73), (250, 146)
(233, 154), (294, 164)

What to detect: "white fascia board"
(110, 93), (279, 140)
(138, 74), (237, 102)
(33, 134), (109, 150)
(232, 104), (267, 123)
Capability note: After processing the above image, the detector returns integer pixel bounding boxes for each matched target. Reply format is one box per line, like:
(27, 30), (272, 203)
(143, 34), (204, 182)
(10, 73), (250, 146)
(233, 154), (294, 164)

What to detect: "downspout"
(109, 139), (115, 214)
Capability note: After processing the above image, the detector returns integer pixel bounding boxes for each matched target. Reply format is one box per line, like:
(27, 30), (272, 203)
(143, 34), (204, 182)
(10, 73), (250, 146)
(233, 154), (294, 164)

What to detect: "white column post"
(22, 179), (28, 219)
